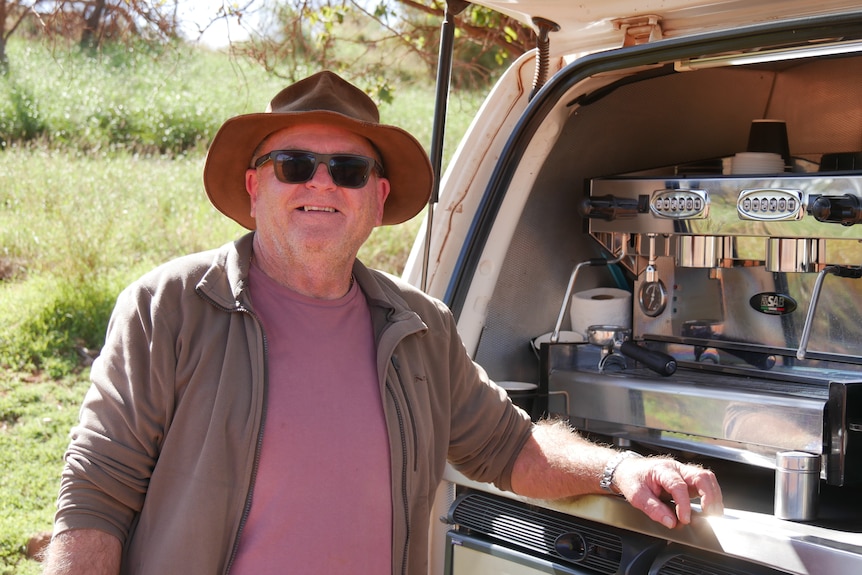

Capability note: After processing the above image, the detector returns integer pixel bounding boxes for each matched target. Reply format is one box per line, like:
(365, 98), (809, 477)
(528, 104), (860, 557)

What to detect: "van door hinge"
(613, 15), (663, 47)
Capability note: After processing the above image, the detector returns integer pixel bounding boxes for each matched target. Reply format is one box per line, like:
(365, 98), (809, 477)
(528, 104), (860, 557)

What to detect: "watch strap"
(599, 450), (642, 494)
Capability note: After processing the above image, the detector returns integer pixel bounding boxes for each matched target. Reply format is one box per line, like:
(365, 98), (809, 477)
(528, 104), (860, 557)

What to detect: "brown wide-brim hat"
(203, 71), (433, 228)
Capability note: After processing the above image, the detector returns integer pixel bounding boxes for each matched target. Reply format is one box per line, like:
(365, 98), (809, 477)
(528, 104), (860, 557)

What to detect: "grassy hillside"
(0, 37), (483, 573)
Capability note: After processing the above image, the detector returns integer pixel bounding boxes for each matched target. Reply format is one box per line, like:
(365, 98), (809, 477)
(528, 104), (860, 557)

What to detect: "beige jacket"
(55, 232), (532, 574)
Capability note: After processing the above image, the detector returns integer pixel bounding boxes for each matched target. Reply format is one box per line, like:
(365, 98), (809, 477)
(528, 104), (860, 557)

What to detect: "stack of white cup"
(731, 152), (786, 174)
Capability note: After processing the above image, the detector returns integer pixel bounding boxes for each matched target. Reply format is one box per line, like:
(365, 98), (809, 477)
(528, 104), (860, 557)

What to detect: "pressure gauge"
(639, 280), (667, 317)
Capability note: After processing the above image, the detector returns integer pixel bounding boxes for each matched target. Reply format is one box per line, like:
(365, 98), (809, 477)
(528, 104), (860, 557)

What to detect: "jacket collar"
(195, 232), (254, 312)
(197, 232), (426, 336)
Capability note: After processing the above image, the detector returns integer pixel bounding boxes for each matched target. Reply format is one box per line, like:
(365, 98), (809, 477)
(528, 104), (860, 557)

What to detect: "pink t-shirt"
(230, 264), (392, 573)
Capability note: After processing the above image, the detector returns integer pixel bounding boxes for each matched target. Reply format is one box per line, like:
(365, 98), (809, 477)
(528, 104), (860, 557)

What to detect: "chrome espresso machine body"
(549, 170), (862, 488)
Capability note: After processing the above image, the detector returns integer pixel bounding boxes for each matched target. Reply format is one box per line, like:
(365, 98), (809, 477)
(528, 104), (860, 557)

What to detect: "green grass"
(0, 373), (88, 575)
(0, 39), (281, 154)
(0, 147), (246, 378)
(0, 37), (485, 572)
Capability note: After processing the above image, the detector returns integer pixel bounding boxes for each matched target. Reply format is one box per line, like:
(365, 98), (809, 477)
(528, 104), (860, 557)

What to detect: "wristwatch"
(599, 450), (642, 494)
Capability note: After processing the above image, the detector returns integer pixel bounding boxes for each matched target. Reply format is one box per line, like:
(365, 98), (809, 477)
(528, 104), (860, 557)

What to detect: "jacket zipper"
(391, 355), (419, 472)
(385, 358), (411, 575)
(215, 302), (268, 575)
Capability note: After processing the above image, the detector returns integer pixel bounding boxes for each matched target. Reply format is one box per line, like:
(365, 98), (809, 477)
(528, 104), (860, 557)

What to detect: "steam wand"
(551, 235), (628, 343)
(797, 265), (862, 360)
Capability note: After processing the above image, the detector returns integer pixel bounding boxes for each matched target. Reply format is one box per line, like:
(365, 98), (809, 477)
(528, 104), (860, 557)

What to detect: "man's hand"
(612, 455), (724, 528)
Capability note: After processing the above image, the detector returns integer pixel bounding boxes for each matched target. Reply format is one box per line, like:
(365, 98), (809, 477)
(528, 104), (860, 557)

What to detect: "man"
(43, 71), (722, 575)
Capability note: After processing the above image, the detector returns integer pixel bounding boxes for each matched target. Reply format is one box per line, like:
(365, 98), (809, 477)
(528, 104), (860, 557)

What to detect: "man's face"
(246, 123), (390, 265)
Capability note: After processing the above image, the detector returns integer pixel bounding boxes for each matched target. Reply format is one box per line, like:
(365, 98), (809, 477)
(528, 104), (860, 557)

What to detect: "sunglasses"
(253, 150), (384, 189)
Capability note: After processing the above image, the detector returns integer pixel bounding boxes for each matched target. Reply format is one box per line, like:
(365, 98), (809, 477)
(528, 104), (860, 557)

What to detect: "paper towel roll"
(570, 287), (632, 339)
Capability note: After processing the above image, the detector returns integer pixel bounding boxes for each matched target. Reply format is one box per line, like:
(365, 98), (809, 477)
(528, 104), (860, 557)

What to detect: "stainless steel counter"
(443, 462), (862, 575)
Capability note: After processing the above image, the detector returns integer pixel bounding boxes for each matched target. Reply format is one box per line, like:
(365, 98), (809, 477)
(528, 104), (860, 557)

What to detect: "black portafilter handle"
(619, 340), (677, 377)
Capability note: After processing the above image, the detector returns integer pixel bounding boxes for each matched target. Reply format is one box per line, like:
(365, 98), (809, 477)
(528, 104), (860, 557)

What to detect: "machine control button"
(737, 188), (804, 221)
(649, 189), (709, 219)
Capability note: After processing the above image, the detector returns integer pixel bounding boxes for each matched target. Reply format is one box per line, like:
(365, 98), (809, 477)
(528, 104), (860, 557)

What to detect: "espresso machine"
(546, 161), (862, 489)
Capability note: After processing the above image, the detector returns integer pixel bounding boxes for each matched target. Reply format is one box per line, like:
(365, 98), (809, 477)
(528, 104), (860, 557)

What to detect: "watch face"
(639, 280), (667, 317)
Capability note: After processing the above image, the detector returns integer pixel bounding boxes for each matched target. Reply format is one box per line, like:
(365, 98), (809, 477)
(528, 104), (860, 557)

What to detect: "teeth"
(302, 206), (335, 212)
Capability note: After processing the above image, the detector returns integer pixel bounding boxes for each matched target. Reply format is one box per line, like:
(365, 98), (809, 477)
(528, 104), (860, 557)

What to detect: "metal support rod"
(422, 1), (469, 293)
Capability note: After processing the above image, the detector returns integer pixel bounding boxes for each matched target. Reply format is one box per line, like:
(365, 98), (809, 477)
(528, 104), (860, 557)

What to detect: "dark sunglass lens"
(275, 152), (316, 183)
(329, 156), (371, 188)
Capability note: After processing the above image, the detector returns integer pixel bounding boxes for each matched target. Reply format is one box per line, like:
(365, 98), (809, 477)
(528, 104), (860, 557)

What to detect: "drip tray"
(547, 360), (830, 467)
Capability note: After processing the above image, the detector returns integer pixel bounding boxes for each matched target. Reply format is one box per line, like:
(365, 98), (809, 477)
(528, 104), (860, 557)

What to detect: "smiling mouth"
(301, 206), (337, 213)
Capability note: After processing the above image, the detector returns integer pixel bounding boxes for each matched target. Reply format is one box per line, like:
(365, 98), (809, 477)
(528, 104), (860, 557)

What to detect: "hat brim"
(203, 110), (433, 229)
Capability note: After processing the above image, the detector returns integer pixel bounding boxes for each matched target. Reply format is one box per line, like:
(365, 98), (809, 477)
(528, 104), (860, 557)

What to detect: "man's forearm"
(510, 419), (611, 499)
(42, 529), (121, 575)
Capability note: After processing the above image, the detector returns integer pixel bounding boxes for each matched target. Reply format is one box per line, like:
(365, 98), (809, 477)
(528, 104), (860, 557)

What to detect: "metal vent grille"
(653, 547), (790, 575)
(657, 555), (753, 575)
(448, 492), (625, 574)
